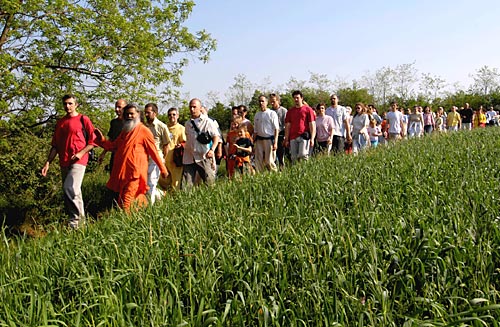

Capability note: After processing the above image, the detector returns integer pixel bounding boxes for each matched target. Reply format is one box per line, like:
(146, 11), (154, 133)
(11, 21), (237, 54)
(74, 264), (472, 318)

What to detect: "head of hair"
(167, 107), (178, 114)
(316, 103), (326, 110)
(269, 93), (281, 101)
(231, 115), (243, 124)
(238, 105), (248, 113)
(145, 103), (159, 114)
(62, 94), (78, 103)
(292, 90), (303, 98)
(123, 103), (140, 114)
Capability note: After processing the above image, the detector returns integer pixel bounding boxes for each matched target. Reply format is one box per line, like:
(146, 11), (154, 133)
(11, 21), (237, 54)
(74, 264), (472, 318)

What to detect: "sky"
(177, 0), (500, 106)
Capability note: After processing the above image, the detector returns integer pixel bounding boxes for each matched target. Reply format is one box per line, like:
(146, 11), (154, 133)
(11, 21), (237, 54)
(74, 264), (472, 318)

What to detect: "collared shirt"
(145, 117), (171, 160)
(325, 105), (349, 137)
(254, 109), (279, 138)
(183, 114), (219, 164)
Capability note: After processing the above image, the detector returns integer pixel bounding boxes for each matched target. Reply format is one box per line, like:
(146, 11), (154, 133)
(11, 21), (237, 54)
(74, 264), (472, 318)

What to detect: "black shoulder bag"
(190, 119), (212, 144)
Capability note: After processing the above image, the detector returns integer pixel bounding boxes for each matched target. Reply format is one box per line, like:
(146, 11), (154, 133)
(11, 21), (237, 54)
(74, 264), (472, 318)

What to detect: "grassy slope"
(1, 128), (500, 326)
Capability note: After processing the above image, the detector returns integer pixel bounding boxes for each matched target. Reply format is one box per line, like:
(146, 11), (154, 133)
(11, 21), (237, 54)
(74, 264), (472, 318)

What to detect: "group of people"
(41, 93), (499, 228)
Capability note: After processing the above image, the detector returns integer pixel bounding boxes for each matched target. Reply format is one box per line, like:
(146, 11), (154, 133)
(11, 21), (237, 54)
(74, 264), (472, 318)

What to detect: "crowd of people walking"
(41, 93), (500, 228)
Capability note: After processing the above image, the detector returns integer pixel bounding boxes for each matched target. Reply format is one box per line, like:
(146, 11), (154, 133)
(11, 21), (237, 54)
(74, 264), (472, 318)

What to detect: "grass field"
(1, 128), (500, 326)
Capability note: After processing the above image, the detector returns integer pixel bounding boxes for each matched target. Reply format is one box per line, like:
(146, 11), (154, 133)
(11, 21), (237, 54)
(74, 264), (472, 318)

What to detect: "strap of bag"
(80, 115), (89, 145)
(190, 119), (201, 135)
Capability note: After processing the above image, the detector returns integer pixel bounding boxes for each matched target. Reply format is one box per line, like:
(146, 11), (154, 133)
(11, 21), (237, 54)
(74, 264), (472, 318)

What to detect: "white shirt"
(254, 109), (279, 137)
(183, 114), (219, 164)
(386, 110), (404, 134)
(326, 105), (349, 137)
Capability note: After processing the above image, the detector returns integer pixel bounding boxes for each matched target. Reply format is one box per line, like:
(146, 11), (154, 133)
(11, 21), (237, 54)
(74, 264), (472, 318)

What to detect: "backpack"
(80, 115), (96, 162)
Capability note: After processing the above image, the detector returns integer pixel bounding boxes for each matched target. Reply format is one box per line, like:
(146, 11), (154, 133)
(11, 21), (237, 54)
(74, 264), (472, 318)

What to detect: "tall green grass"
(1, 128), (500, 326)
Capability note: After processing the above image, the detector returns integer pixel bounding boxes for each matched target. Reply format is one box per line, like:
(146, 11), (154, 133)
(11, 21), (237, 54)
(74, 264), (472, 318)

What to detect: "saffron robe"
(98, 123), (168, 210)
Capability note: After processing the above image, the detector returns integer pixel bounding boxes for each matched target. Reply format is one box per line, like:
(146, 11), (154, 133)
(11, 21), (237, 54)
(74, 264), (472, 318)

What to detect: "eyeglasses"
(168, 113), (177, 117)
(259, 100), (266, 103)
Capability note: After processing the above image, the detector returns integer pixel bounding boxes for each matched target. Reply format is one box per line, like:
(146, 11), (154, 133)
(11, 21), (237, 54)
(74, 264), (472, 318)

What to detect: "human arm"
(41, 147), (58, 176)
(344, 118), (352, 143)
(309, 121), (316, 148)
(284, 122), (291, 147)
(206, 134), (220, 159)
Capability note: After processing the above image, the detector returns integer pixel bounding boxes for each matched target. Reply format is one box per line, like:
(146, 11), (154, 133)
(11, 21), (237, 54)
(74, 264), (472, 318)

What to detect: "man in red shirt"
(284, 90), (316, 163)
(41, 94), (96, 229)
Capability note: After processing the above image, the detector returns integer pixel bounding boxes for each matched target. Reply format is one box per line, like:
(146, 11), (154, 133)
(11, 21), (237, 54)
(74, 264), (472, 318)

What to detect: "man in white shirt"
(325, 94), (352, 154)
(144, 103), (171, 204)
(182, 98), (220, 188)
(385, 101), (405, 141)
(253, 95), (279, 172)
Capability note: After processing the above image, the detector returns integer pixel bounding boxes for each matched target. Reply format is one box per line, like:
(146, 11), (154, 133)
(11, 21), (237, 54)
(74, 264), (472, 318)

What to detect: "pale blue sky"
(178, 0), (500, 104)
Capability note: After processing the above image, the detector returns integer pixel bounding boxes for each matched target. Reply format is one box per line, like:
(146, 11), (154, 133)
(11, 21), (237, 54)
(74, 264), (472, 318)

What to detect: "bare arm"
(309, 121), (316, 148)
(41, 147), (58, 176)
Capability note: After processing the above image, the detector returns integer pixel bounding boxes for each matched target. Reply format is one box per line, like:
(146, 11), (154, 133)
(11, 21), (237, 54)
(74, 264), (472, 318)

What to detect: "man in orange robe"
(95, 104), (168, 212)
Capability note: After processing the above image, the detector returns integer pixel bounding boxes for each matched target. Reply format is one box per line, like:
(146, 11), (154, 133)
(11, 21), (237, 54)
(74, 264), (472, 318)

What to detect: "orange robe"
(98, 123), (168, 211)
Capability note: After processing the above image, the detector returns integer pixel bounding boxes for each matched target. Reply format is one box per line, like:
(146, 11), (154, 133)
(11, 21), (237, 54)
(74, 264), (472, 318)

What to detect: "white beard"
(122, 117), (140, 133)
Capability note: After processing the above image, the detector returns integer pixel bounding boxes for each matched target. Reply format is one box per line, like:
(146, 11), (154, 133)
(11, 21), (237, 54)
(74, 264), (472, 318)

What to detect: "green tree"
(0, 0), (216, 125)
(337, 88), (375, 109)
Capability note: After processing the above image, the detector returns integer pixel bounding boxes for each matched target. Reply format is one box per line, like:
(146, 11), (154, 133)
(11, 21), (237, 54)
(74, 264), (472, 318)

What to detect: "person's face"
(238, 108), (247, 117)
(232, 108), (239, 117)
(391, 103), (398, 111)
(144, 106), (156, 123)
(355, 105), (362, 113)
(189, 100), (201, 118)
(330, 95), (339, 106)
(115, 100), (126, 117)
(63, 98), (78, 115)
(237, 129), (245, 138)
(124, 107), (139, 121)
(293, 94), (303, 107)
(270, 97), (280, 109)
(317, 105), (326, 116)
(230, 121), (239, 130)
(259, 97), (268, 110)
(168, 110), (178, 124)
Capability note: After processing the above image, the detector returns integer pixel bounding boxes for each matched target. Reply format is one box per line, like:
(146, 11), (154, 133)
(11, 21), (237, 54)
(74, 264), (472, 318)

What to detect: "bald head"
(189, 98), (202, 119)
(115, 99), (127, 118)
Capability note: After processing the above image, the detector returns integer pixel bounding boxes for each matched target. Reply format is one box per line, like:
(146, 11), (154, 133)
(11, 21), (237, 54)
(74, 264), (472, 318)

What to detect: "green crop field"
(1, 128), (500, 326)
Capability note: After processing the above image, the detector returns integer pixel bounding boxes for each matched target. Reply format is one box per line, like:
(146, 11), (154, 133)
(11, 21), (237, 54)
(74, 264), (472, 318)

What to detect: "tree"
(372, 66), (396, 108)
(309, 71), (333, 92)
(470, 65), (500, 95)
(337, 88), (375, 109)
(285, 76), (308, 92)
(419, 73), (447, 102)
(0, 0), (216, 125)
(225, 73), (254, 106)
(393, 62), (418, 102)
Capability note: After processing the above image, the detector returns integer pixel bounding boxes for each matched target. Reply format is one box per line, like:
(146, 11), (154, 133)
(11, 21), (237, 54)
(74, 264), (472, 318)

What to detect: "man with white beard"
(95, 104), (168, 212)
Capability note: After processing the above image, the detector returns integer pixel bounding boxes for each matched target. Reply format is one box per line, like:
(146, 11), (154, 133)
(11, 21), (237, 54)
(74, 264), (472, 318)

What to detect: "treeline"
(2, 84), (500, 230)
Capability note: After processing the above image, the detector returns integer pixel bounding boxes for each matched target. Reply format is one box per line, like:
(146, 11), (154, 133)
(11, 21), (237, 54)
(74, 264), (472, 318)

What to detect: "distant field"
(1, 128), (500, 326)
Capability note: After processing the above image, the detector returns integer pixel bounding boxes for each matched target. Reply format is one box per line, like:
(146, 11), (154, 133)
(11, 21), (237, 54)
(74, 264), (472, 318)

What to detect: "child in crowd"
(234, 125), (254, 176)
(367, 119), (382, 148)
(226, 115), (242, 178)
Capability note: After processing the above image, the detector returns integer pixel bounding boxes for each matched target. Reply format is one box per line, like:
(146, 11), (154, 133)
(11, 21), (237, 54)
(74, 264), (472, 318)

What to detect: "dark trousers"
(331, 135), (345, 154)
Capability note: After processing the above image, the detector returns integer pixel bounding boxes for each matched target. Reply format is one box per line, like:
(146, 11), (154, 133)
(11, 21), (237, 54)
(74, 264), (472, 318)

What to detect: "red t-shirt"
(51, 114), (96, 167)
(285, 105), (316, 140)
